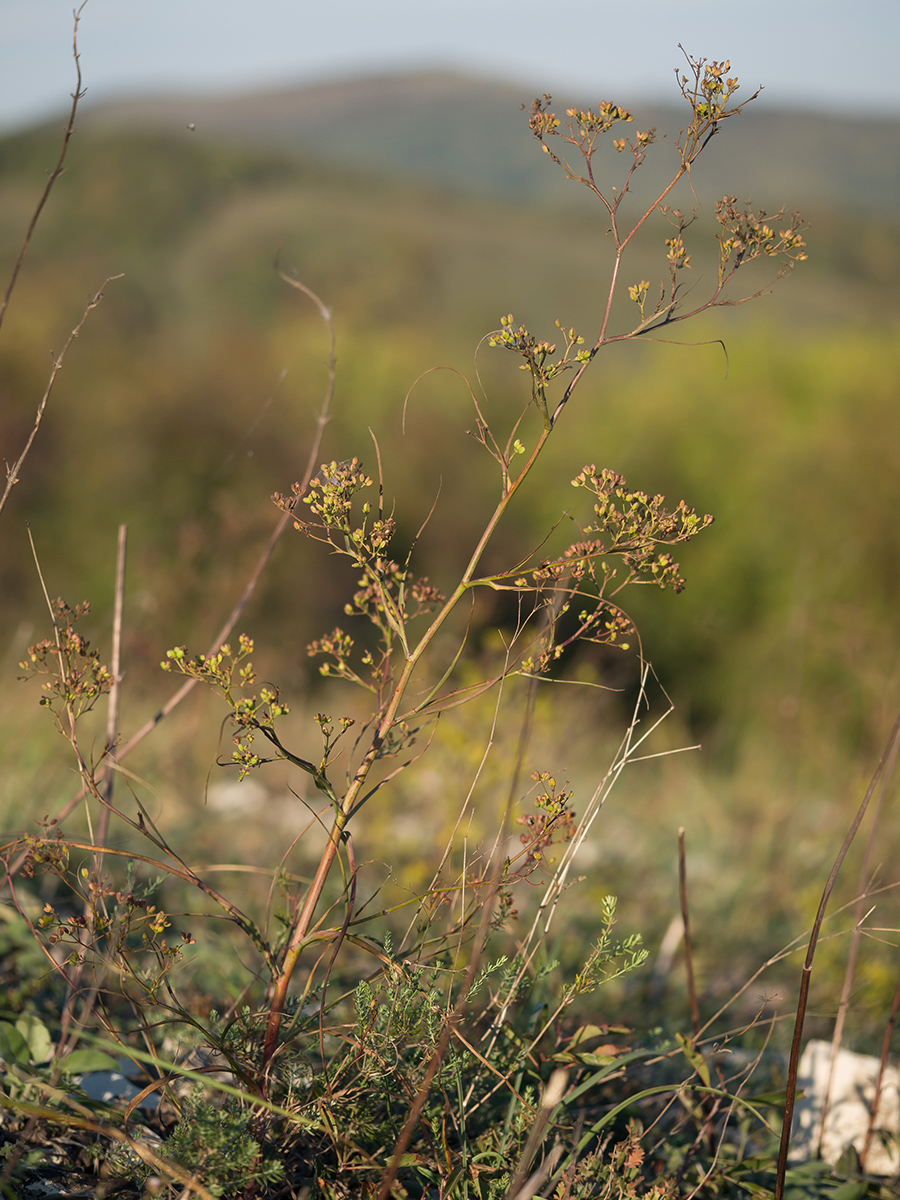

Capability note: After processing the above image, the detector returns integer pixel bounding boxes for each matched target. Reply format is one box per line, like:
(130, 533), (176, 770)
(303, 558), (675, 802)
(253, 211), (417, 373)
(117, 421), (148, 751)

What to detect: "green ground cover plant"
(1, 15), (898, 1200)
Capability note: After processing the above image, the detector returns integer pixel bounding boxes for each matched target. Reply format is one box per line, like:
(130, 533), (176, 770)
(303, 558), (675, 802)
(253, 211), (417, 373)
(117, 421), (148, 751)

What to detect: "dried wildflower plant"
(4, 49), (812, 1199)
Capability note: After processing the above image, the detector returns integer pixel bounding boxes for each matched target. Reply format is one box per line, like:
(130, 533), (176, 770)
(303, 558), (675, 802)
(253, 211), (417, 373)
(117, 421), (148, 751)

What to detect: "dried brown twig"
(774, 710), (900, 1200)
(0, 277), (121, 520)
(0, 4), (88, 338)
(0, 6), (105, 522)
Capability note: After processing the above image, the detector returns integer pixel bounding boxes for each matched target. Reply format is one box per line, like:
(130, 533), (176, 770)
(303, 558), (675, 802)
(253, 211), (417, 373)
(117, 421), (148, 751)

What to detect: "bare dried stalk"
(0, 4), (88, 337)
(95, 523), (127, 859)
(679, 826), (701, 1036)
(54, 525), (129, 1061)
(0, 278), (121, 519)
(815, 725), (899, 1156)
(23, 524), (94, 1053)
(774, 709), (900, 1200)
(861, 967), (900, 1168)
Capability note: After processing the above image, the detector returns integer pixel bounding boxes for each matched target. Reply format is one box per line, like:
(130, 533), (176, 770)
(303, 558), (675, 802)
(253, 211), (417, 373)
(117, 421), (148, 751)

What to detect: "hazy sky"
(2, 0), (898, 129)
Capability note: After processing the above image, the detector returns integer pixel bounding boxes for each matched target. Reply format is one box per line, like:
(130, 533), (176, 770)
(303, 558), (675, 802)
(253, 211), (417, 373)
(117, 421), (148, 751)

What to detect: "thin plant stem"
(773, 709), (900, 1200)
(679, 827), (701, 1036)
(815, 724), (899, 1156)
(95, 523), (127, 868)
(0, 4), (88, 338)
(58, 525), (129, 1062)
(3, 280), (336, 884)
(0, 278), (121, 520)
(861, 967), (900, 1169)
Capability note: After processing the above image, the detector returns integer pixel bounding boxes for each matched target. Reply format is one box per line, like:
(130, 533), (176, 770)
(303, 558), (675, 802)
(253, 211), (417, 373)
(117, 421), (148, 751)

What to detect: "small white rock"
(791, 1039), (899, 1175)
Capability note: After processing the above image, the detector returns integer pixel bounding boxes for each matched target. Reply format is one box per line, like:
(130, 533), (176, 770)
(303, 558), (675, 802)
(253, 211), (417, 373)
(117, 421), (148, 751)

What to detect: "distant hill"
(78, 69), (900, 217)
